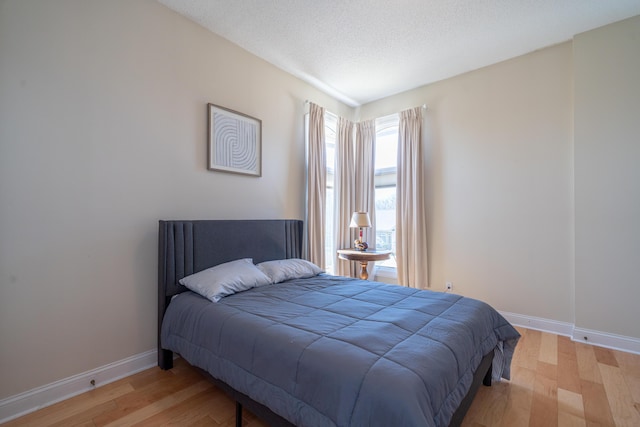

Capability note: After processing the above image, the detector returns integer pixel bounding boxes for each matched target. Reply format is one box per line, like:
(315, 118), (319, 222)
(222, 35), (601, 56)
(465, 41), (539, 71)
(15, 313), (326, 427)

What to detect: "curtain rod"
(305, 99), (427, 110)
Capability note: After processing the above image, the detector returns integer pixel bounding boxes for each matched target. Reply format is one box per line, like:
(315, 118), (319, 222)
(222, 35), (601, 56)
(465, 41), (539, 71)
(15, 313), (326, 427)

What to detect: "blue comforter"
(161, 275), (519, 426)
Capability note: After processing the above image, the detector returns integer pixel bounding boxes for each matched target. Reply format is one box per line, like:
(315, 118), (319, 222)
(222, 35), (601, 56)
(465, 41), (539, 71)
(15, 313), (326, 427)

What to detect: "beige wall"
(360, 43), (574, 322)
(0, 0), (350, 399)
(361, 16), (640, 341)
(574, 16), (640, 338)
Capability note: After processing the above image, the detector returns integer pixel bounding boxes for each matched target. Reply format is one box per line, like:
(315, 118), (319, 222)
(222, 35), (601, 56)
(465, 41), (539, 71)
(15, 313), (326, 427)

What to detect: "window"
(324, 112), (337, 274)
(374, 114), (399, 270)
(309, 110), (397, 275)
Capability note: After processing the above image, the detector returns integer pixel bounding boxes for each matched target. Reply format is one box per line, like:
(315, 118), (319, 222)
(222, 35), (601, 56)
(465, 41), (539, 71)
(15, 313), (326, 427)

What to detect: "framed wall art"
(207, 103), (262, 177)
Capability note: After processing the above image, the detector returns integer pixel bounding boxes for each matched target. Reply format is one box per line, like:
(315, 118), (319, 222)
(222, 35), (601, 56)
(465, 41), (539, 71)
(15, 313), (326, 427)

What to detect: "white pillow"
(257, 258), (323, 284)
(179, 258), (271, 302)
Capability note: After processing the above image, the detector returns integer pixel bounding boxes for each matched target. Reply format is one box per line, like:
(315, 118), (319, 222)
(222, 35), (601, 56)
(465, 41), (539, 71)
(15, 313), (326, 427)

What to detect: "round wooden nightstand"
(337, 249), (391, 280)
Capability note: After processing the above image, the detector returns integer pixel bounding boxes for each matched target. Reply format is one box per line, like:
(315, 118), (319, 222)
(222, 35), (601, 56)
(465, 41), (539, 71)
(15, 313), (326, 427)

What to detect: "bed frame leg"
(158, 349), (174, 370)
(483, 361), (492, 386)
(236, 402), (243, 427)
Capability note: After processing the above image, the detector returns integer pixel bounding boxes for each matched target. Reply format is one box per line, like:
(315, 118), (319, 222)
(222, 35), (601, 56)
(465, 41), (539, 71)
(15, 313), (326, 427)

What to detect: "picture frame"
(207, 103), (262, 177)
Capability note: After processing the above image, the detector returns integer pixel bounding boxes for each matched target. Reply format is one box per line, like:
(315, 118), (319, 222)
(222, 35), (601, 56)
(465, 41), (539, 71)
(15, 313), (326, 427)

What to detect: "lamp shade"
(349, 212), (371, 228)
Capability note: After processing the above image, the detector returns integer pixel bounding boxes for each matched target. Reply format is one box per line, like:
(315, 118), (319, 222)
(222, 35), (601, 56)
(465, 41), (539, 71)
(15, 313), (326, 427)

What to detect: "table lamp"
(350, 211), (371, 251)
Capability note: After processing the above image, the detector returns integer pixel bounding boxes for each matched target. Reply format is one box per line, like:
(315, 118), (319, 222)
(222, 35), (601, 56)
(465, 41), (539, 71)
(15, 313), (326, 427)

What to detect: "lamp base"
(354, 240), (368, 251)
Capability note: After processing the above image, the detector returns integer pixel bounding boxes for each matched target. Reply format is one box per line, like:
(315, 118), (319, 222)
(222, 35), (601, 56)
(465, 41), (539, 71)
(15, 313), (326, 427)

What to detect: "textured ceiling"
(158, 0), (640, 106)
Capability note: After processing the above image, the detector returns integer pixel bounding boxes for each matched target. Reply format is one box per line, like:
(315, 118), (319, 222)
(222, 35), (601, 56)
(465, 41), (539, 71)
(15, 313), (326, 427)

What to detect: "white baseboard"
(500, 311), (575, 336)
(0, 349), (157, 424)
(501, 311), (640, 355)
(572, 327), (640, 355)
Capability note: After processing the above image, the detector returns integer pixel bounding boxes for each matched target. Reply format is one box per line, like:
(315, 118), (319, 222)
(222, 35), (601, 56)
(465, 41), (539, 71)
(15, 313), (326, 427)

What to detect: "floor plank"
(498, 365), (535, 427)
(593, 346), (620, 367)
(101, 380), (212, 427)
(557, 336), (582, 394)
(529, 367), (558, 427)
(614, 351), (640, 404)
(539, 332), (558, 365)
(557, 388), (585, 423)
(580, 379), (616, 427)
(598, 363), (640, 426)
(575, 341), (604, 384)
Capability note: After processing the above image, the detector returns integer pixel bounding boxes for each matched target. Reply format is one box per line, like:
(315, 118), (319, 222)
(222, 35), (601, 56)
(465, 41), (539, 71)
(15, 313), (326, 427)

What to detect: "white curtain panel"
(396, 107), (429, 288)
(306, 103), (326, 269)
(355, 119), (377, 277)
(334, 117), (356, 277)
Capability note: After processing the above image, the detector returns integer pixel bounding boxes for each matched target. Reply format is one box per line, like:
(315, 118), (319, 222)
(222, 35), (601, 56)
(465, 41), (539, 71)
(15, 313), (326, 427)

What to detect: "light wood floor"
(5, 327), (640, 426)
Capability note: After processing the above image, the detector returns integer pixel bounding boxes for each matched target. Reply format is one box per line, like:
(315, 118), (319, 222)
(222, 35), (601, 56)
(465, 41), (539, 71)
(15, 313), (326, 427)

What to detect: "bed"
(158, 219), (520, 427)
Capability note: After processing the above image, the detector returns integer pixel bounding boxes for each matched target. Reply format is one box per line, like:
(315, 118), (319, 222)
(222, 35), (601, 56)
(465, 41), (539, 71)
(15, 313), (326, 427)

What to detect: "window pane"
(324, 111), (337, 274)
(325, 112), (337, 173)
(375, 187), (395, 251)
(325, 187), (334, 274)
(326, 144), (335, 173)
(374, 114), (399, 269)
(375, 127), (398, 171)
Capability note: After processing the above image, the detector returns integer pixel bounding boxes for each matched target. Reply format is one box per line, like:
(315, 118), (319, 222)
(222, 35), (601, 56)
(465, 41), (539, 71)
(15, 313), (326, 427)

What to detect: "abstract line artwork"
(208, 104), (262, 176)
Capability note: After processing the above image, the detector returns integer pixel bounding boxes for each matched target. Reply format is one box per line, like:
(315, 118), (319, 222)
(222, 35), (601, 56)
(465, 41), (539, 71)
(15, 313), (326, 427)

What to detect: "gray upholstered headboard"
(158, 219), (303, 298)
(157, 219), (303, 368)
